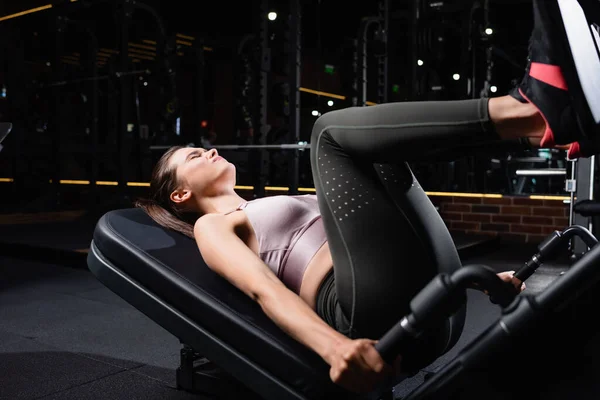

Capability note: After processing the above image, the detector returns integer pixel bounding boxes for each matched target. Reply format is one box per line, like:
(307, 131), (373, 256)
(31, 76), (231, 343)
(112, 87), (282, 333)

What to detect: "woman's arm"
(193, 213), (348, 363)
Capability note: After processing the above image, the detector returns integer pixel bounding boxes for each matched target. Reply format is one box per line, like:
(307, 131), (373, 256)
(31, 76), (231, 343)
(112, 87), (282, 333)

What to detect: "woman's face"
(169, 147), (235, 203)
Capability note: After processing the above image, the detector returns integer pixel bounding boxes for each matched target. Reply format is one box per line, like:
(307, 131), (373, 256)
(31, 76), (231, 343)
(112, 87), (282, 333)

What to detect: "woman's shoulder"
(193, 212), (258, 255)
(195, 210), (250, 232)
(249, 194), (317, 204)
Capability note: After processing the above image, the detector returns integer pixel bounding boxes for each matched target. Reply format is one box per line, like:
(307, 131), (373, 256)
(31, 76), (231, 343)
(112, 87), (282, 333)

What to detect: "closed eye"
(186, 150), (203, 162)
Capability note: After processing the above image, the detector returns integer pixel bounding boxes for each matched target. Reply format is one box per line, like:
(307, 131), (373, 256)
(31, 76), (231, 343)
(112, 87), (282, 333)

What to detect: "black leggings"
(311, 98), (520, 368)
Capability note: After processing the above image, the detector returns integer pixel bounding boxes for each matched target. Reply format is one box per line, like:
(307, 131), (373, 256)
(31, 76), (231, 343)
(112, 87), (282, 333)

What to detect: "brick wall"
(431, 195), (570, 243)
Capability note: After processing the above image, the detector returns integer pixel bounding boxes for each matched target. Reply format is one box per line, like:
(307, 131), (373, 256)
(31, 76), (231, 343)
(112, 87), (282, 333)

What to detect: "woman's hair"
(135, 145), (198, 238)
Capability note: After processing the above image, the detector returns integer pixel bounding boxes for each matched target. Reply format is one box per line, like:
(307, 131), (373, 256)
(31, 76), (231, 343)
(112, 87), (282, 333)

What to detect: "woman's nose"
(206, 149), (218, 158)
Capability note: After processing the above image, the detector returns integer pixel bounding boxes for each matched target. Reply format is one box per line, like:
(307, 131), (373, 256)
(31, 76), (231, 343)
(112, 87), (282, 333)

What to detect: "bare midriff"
(299, 242), (334, 310)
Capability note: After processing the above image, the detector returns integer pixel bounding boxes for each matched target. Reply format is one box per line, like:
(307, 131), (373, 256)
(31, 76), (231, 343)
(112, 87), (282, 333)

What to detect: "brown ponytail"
(134, 146), (197, 239)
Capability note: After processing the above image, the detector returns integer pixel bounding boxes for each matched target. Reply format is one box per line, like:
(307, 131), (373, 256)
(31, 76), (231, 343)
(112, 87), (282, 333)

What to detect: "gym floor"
(0, 211), (571, 399)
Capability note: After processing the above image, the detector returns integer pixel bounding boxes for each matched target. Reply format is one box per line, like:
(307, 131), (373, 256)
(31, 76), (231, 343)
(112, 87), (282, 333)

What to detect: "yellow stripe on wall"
(529, 195), (571, 201)
(0, 178), (570, 201)
(299, 87), (377, 106)
(59, 179), (90, 185)
(0, 5), (52, 22)
(426, 191), (503, 199)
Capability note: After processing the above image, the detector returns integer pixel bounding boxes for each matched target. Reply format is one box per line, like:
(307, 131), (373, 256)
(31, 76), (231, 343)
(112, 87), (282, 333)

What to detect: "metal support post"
(357, 22), (367, 106)
(573, 156), (595, 255)
(194, 39), (206, 145)
(117, 0), (133, 199)
(288, 0), (301, 195)
(252, 0), (270, 198)
(348, 39), (359, 107)
(411, 0), (421, 99)
(479, 0), (494, 98)
(62, 17), (99, 209)
(566, 159), (577, 228)
(132, 0), (172, 184)
(50, 15), (67, 207)
(3, 26), (26, 200)
(357, 17), (380, 106)
(86, 24), (99, 210)
(377, 0), (389, 104)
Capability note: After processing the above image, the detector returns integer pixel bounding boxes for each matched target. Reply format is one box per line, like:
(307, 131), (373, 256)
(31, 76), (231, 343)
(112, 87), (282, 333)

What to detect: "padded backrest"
(92, 207), (359, 399)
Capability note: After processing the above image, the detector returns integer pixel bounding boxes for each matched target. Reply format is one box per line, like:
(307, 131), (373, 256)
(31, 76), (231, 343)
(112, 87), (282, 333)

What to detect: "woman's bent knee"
(310, 112), (334, 145)
(310, 107), (359, 145)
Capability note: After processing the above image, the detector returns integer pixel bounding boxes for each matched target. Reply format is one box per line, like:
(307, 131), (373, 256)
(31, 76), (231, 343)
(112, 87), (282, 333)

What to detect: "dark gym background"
(0, 0), (543, 214)
(1, 1), (597, 399)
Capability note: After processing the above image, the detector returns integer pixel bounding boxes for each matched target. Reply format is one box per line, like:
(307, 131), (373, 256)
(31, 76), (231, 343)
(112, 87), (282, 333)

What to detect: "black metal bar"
(377, 0), (389, 104)
(479, 0), (493, 98)
(404, 240), (600, 400)
(38, 69), (147, 88)
(119, 0), (171, 190)
(537, 231), (600, 309)
(514, 225), (598, 282)
(135, 1), (177, 141)
(358, 20), (368, 106)
(194, 39), (206, 145)
(51, 15), (67, 207)
(252, 0), (270, 198)
(57, 16), (100, 210)
(594, 157), (600, 240)
(132, 1), (167, 40)
(411, 0), (421, 99)
(469, 1), (481, 99)
(132, 69), (143, 182)
(117, 0), (133, 198)
(288, 0), (301, 195)
(375, 264), (518, 364)
(574, 156), (595, 255)
(338, 37), (359, 107)
(358, 17), (382, 106)
(86, 24), (99, 210)
(3, 24), (25, 200)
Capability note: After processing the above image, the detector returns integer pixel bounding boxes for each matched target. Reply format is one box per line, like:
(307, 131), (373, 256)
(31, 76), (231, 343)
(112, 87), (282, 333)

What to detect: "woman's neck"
(197, 192), (247, 215)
